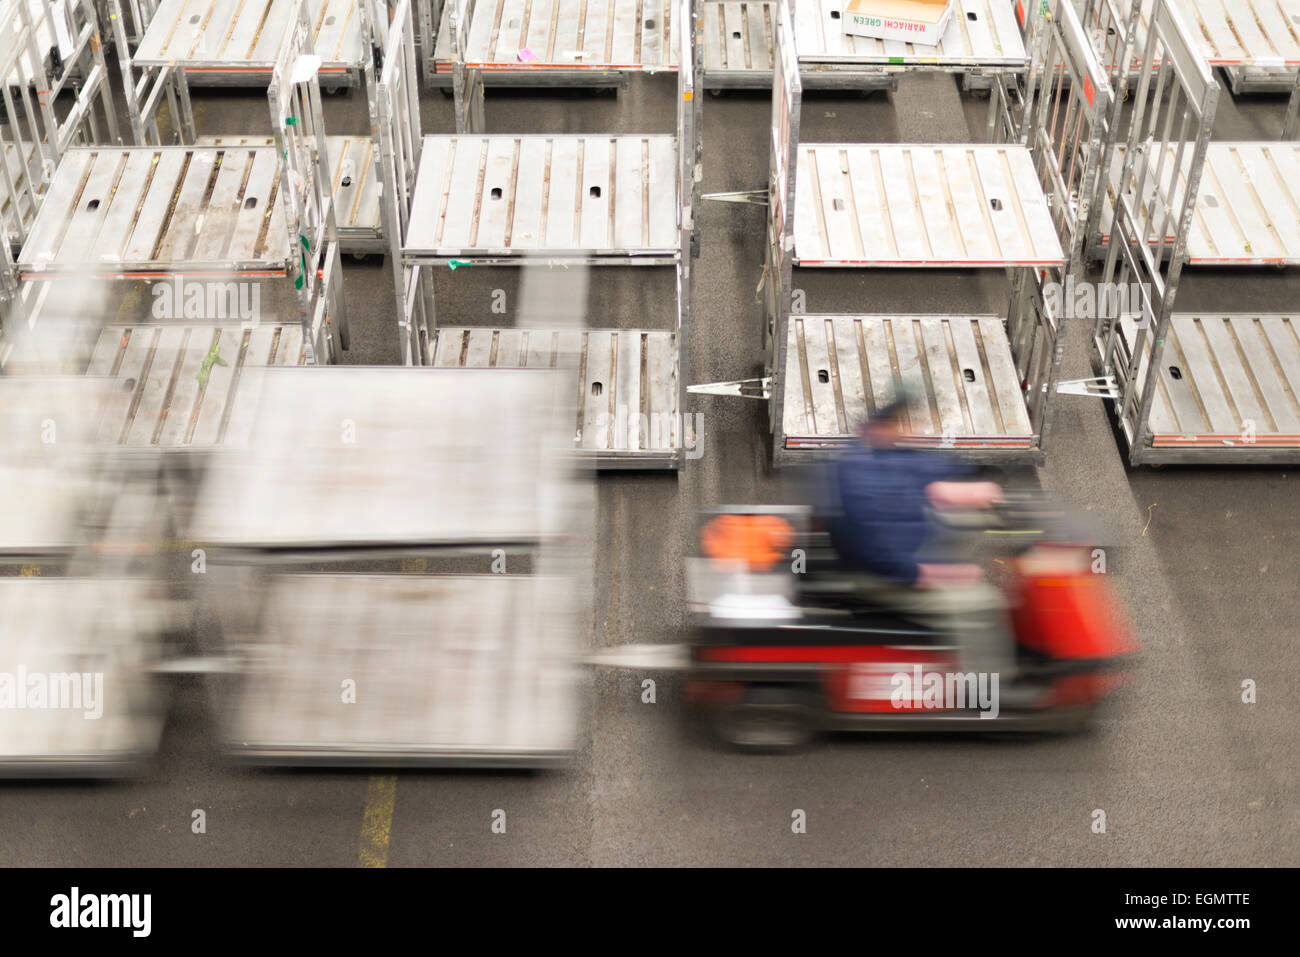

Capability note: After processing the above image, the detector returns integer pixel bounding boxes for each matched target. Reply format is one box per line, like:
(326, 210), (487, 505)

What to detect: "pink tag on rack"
(517, 48), (537, 63)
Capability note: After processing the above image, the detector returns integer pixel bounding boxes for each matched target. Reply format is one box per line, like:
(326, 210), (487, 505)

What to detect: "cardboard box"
(841, 0), (954, 46)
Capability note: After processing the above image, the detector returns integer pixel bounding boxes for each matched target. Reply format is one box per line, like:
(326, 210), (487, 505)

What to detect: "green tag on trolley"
(196, 340), (228, 388)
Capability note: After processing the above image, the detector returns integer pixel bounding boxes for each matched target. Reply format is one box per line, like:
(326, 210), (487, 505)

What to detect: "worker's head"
(859, 395), (912, 446)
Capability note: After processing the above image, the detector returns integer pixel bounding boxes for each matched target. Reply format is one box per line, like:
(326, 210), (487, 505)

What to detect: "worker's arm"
(916, 562), (985, 588)
(925, 480), (1004, 511)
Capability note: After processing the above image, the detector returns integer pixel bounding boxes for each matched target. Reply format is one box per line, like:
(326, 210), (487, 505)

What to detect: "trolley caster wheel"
(439, 87), (455, 98)
(713, 687), (820, 753)
(349, 252), (372, 263)
(322, 85), (346, 96)
(708, 88), (722, 97)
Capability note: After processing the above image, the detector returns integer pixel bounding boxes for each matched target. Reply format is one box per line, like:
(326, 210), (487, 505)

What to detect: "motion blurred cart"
(0, 377), (168, 776)
(189, 366), (592, 768)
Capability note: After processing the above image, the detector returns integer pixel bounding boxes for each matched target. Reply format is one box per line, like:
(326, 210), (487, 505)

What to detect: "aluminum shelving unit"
(189, 366), (592, 768)
(12, 17), (350, 367)
(2, 154), (322, 457)
(697, 0), (1111, 466)
(1083, 0), (1300, 135)
(124, 0), (365, 88)
(1085, 1), (1300, 261)
(1074, 0), (1300, 265)
(434, 0), (681, 124)
(1091, 0), (1300, 462)
(1098, 139), (1300, 264)
(396, 0), (700, 469)
(700, 0), (1036, 98)
(192, 134), (385, 256)
(110, 0), (401, 255)
(0, 0), (119, 249)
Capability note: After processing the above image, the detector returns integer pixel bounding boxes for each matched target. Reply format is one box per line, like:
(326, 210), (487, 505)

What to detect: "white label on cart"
(290, 55), (322, 85)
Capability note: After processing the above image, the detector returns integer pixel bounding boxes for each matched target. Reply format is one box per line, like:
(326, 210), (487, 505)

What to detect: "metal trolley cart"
(121, 0), (366, 88)
(188, 366), (592, 768)
(10, 31), (349, 367)
(110, 0), (401, 255)
(0, 377), (168, 777)
(1092, 0), (1300, 463)
(700, 0), (1036, 104)
(432, 0), (681, 124)
(1, 0), (119, 250)
(1082, 0), (1300, 135)
(395, 0), (700, 469)
(695, 0), (1112, 466)
(1087, 0), (1300, 263)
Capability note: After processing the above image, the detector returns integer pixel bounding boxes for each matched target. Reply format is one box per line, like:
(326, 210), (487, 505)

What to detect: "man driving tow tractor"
(822, 396), (1019, 683)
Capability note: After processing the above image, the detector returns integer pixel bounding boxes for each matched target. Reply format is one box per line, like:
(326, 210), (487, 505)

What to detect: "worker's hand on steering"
(916, 562), (985, 589)
(925, 481), (1004, 511)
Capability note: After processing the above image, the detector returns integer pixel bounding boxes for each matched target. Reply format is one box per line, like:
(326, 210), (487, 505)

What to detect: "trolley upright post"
(1013, 0), (1114, 448)
(378, 0), (425, 363)
(1077, 0), (1142, 262)
(268, 0), (349, 362)
(763, 0), (800, 448)
(449, 0), (485, 133)
(106, 0), (194, 145)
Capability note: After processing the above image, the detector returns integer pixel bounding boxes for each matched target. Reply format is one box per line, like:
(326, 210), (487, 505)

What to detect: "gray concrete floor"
(1, 63), (1297, 866)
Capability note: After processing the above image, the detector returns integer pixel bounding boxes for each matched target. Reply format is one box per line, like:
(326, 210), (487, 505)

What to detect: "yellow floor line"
(358, 774), (397, 868)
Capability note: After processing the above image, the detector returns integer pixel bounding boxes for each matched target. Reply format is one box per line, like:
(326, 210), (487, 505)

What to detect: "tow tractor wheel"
(714, 686), (819, 753)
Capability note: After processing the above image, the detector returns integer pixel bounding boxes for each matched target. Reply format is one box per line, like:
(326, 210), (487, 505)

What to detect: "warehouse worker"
(824, 396), (1018, 683)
